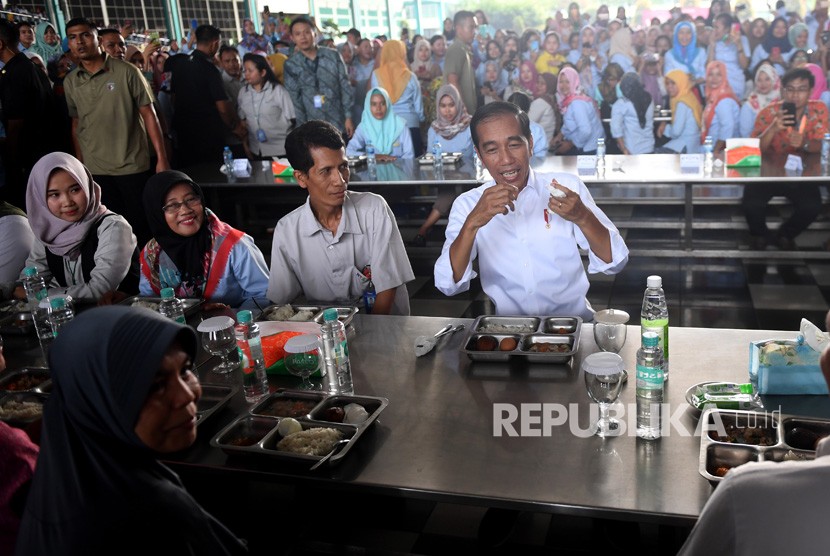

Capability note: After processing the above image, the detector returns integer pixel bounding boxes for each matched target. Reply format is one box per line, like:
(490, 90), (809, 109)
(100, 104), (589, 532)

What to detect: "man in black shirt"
(171, 25), (244, 168)
(0, 19), (60, 207)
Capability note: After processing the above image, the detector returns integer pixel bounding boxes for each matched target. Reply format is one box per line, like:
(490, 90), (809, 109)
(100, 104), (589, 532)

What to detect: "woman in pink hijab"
(805, 63), (830, 111)
(552, 66), (605, 154)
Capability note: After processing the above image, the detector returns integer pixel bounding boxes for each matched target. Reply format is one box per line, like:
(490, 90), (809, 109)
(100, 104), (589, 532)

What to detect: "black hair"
(65, 18), (96, 33)
(507, 91), (531, 112)
(347, 28), (361, 39)
(98, 28), (120, 38)
(290, 16), (314, 34)
(218, 44), (239, 57)
(429, 34), (444, 45)
(454, 10), (476, 28)
(195, 24), (220, 44)
(782, 66), (814, 89)
(242, 53), (279, 87)
(285, 120), (345, 173)
(0, 19), (19, 48)
(714, 13), (734, 29)
(470, 101), (531, 149)
(357, 38), (371, 47)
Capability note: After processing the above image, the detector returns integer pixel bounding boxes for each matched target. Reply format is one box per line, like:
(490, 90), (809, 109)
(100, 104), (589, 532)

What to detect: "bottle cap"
(323, 308), (339, 322)
(642, 331), (659, 347)
(196, 315), (235, 333)
(50, 297), (66, 310)
(23, 266), (37, 277)
(646, 275), (662, 288)
(581, 352), (625, 375)
(237, 310), (253, 324)
(160, 287), (175, 299)
(284, 333), (321, 353)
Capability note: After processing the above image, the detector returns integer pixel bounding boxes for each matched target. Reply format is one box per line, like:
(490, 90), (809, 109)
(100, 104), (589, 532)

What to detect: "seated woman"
(749, 17), (791, 77)
(507, 91), (550, 156)
(15, 153), (137, 304)
(531, 73), (560, 147)
(739, 62), (780, 137)
(346, 87), (414, 160)
(594, 63), (625, 154)
(15, 306), (248, 554)
(139, 171), (269, 310)
(371, 40), (424, 155)
(610, 72), (655, 154)
(237, 53), (295, 159)
(806, 63), (830, 112)
(657, 69), (703, 153)
(701, 60), (740, 154)
(552, 67), (605, 155)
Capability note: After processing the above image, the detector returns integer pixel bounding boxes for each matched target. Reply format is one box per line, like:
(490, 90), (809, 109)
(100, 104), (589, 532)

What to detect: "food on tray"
(343, 403), (369, 424)
(277, 417), (303, 437)
(474, 335), (498, 351)
(265, 304), (315, 322)
(322, 406), (345, 423)
(0, 399), (43, 420)
(277, 427), (344, 456)
(528, 342), (570, 353)
(499, 337), (517, 351)
(713, 465), (733, 477)
(258, 397), (318, 418)
(261, 331), (305, 367)
(709, 424), (775, 446)
(2, 373), (48, 391)
(551, 327), (569, 334)
(131, 300), (160, 311)
(479, 323), (536, 334)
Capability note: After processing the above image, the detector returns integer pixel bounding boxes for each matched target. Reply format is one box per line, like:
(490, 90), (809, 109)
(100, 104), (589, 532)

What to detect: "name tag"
(784, 154), (803, 174)
(313, 94), (325, 108)
(680, 154), (702, 170)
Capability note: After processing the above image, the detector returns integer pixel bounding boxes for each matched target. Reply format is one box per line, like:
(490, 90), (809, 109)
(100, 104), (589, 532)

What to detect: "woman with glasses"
(138, 171), (269, 310)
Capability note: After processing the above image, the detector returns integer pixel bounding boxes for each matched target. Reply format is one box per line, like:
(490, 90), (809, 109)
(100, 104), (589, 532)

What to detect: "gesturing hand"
(466, 183), (520, 230)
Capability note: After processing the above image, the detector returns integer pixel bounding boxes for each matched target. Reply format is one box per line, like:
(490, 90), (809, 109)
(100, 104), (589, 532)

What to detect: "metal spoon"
(309, 438), (350, 471)
(414, 324), (465, 357)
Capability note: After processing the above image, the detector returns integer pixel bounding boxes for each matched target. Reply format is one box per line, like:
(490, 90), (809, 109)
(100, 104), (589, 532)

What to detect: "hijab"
(557, 66), (595, 113)
(143, 171), (211, 290)
(670, 22), (700, 74)
(240, 18), (269, 53)
(620, 72), (652, 128)
(410, 38), (432, 74)
(788, 22), (809, 50)
(640, 53), (663, 107)
(666, 69), (702, 127)
(762, 17), (792, 54)
(518, 60), (540, 97)
(362, 87), (407, 153)
(483, 60), (509, 97)
(577, 25), (597, 89)
(26, 152), (108, 259)
(431, 84), (472, 140)
(374, 39), (412, 103)
(609, 25), (635, 63)
(702, 60), (738, 142)
(30, 22), (63, 63)
(15, 307), (247, 555)
(746, 62), (781, 112)
(807, 63), (828, 101)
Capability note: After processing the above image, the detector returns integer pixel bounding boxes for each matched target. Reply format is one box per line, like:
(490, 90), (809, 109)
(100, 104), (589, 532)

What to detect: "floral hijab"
(702, 61), (738, 142)
(431, 84), (472, 140)
(747, 62), (780, 112)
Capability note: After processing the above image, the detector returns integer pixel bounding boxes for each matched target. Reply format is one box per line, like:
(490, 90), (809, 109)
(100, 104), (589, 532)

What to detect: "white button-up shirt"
(434, 169), (628, 320)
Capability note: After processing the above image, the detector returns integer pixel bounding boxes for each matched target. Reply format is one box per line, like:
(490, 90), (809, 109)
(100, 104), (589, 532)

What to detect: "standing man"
(218, 45), (245, 158)
(98, 28), (126, 60)
(283, 17), (354, 137)
(444, 11), (478, 117)
(63, 17), (168, 246)
(172, 24), (244, 168)
(351, 38), (375, 125)
(434, 102), (628, 319)
(0, 19), (59, 207)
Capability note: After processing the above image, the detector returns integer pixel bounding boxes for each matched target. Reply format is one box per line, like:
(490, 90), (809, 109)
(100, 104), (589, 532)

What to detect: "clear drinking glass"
(197, 316), (237, 374)
(284, 334), (322, 390)
(593, 309), (629, 353)
(583, 352), (626, 437)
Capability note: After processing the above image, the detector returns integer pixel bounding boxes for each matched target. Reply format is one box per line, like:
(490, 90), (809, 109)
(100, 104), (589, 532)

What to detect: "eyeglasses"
(162, 196), (202, 214)
(784, 86), (811, 94)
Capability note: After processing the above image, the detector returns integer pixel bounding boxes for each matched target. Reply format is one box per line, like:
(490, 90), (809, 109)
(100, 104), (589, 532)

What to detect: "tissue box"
(271, 159), (293, 177)
(725, 138), (761, 167)
(748, 339), (826, 395)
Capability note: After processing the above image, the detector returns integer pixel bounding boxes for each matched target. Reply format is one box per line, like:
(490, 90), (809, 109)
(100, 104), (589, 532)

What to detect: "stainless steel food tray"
(311, 306), (359, 326)
(258, 305), (321, 323)
(196, 383), (238, 426)
(211, 389), (388, 468)
(0, 310), (34, 335)
(460, 315), (582, 363)
(0, 367), (51, 394)
(119, 295), (203, 317)
(417, 152), (463, 165)
(259, 305), (358, 326)
(0, 392), (48, 427)
(699, 408), (828, 485)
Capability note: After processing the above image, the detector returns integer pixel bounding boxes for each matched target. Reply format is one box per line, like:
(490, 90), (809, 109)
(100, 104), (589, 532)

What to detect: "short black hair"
(454, 10), (476, 28)
(0, 19), (19, 48)
(347, 28), (361, 39)
(242, 53), (278, 86)
(507, 91), (531, 112)
(714, 13), (733, 28)
(357, 37), (371, 47)
(285, 120), (346, 173)
(195, 24), (220, 44)
(290, 16), (314, 34)
(429, 34), (444, 45)
(470, 101), (531, 149)
(98, 28), (121, 39)
(65, 18), (96, 33)
(218, 44), (239, 57)
(782, 66), (814, 89)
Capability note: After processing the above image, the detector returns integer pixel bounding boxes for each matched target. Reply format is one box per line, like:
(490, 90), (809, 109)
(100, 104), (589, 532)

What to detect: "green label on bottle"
(636, 364), (664, 388)
(641, 318), (669, 360)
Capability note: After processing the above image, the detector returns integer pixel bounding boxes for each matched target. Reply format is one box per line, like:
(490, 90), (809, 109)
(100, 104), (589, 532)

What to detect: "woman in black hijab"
(15, 306), (248, 555)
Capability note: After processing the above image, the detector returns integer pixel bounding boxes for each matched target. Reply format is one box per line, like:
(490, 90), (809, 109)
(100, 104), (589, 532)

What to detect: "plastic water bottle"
(432, 139), (443, 171)
(22, 267), (51, 345)
(158, 287), (186, 324)
(703, 135), (714, 173)
(48, 296), (74, 337)
(640, 275), (669, 378)
(223, 146), (234, 176)
(366, 140), (377, 172)
(320, 308), (354, 395)
(595, 137), (606, 169)
(636, 331), (665, 440)
(234, 310), (270, 403)
(821, 133), (830, 166)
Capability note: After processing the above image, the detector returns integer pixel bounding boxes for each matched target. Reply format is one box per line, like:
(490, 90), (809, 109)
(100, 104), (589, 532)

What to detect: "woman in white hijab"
(738, 61), (780, 137)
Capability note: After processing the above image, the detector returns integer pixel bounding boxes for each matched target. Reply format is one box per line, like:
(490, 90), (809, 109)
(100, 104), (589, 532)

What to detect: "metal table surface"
(154, 314), (830, 527)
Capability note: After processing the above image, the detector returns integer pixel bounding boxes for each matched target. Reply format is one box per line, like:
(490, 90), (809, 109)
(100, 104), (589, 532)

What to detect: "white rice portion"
(287, 309), (315, 322)
(0, 400), (43, 420)
(266, 305), (297, 321)
(277, 427), (343, 456)
(132, 300), (160, 311)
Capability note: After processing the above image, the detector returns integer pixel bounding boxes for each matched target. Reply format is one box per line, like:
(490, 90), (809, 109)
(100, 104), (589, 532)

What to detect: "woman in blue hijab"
(663, 21), (706, 85)
(346, 87), (414, 160)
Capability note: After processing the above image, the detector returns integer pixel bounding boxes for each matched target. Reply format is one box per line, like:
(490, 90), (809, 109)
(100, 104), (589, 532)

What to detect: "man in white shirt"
(267, 120), (414, 315)
(433, 101), (628, 320)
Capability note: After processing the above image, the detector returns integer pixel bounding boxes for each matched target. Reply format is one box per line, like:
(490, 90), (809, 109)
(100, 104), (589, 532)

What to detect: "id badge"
(313, 94), (325, 108)
(256, 128), (268, 143)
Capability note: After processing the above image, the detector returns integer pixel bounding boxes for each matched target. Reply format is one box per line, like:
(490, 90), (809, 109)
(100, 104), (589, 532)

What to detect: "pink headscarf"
(26, 152), (109, 258)
(518, 60), (540, 97)
(556, 66), (595, 114)
(806, 63), (828, 101)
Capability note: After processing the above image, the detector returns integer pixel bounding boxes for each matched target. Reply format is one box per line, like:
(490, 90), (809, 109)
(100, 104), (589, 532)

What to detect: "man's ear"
(293, 170), (309, 190)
